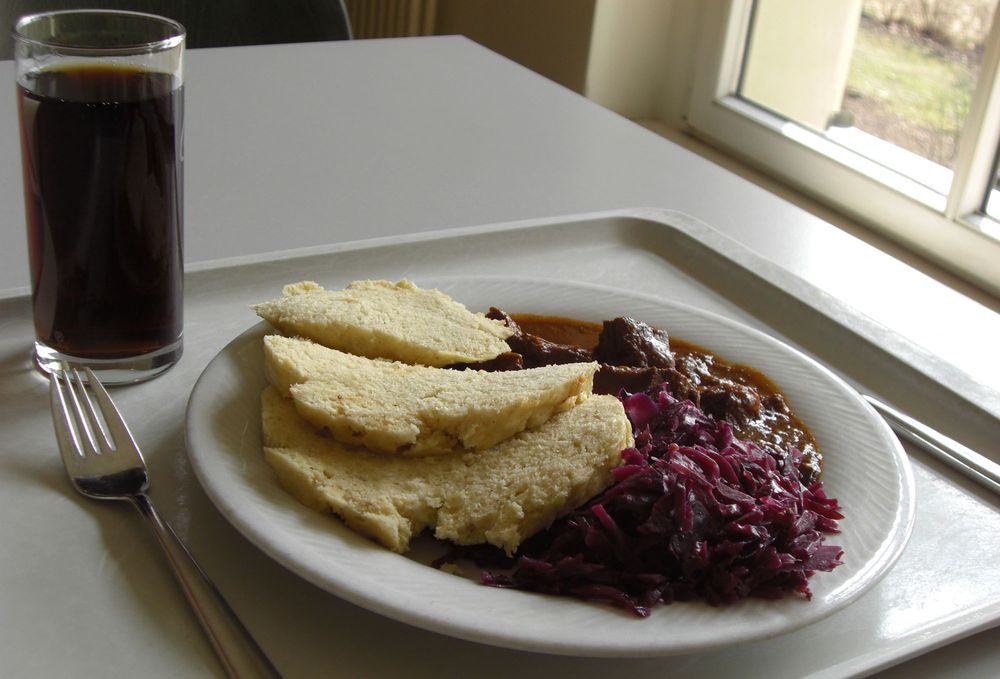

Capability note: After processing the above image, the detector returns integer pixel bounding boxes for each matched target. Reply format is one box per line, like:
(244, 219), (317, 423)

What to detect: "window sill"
(635, 117), (1000, 313)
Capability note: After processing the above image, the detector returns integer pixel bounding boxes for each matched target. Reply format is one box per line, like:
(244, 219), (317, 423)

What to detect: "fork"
(50, 367), (280, 679)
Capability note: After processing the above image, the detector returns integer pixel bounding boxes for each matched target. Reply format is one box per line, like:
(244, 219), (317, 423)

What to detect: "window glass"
(739, 0), (997, 195)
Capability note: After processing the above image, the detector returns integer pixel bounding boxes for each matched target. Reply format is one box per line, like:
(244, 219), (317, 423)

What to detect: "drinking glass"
(13, 10), (185, 384)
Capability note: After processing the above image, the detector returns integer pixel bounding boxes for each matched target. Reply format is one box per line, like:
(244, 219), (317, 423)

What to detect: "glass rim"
(12, 9), (185, 55)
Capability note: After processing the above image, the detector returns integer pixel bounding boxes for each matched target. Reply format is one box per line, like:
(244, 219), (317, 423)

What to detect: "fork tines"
(51, 368), (119, 456)
(49, 367), (148, 494)
(51, 368), (105, 457)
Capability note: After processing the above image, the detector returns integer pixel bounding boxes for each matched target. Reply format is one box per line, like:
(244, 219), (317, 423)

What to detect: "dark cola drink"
(18, 65), (183, 370)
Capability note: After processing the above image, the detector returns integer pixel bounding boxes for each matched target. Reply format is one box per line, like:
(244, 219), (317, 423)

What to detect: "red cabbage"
(478, 387), (844, 617)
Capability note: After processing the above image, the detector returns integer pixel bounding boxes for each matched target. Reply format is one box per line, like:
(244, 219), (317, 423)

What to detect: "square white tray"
(179, 208), (999, 677)
(3, 208), (997, 677)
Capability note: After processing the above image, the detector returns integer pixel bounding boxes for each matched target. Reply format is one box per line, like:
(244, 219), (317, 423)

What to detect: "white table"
(1, 36), (997, 678)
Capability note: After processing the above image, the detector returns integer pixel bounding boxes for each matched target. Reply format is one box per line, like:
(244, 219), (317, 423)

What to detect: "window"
(686, 1), (1000, 297)
(984, 145), (1000, 222)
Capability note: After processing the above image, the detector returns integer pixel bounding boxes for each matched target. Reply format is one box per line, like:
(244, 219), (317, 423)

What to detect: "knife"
(864, 394), (1000, 496)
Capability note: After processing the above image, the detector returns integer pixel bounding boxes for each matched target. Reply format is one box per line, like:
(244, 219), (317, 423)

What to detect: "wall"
(346, 0), (677, 115)
(428, 0), (697, 126)
(433, 0), (596, 94)
(584, 0), (674, 119)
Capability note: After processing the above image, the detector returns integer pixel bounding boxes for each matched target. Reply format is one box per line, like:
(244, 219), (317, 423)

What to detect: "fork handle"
(131, 494), (281, 678)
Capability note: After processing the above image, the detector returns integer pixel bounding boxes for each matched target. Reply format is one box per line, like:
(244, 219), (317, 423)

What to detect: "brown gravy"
(511, 314), (823, 483)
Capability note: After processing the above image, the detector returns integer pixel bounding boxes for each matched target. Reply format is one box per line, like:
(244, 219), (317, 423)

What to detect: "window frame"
(684, 1), (1000, 297)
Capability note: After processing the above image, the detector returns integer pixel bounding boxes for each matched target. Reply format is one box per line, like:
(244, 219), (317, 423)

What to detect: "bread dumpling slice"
(261, 386), (632, 554)
(252, 279), (513, 367)
(264, 334), (597, 455)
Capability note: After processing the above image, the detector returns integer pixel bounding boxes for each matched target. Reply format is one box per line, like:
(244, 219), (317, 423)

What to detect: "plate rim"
(184, 274), (916, 657)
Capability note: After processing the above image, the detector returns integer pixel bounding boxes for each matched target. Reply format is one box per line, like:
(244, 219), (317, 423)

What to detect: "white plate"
(185, 276), (915, 657)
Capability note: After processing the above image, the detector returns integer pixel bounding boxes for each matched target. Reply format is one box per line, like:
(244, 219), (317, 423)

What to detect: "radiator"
(345, 0), (438, 38)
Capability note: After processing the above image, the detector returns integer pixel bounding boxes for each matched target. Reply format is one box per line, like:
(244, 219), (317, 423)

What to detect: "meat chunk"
(448, 351), (524, 372)
(665, 368), (701, 405)
(699, 383), (762, 425)
(593, 365), (670, 395)
(485, 307), (520, 332)
(487, 307), (591, 368)
(592, 317), (675, 370)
